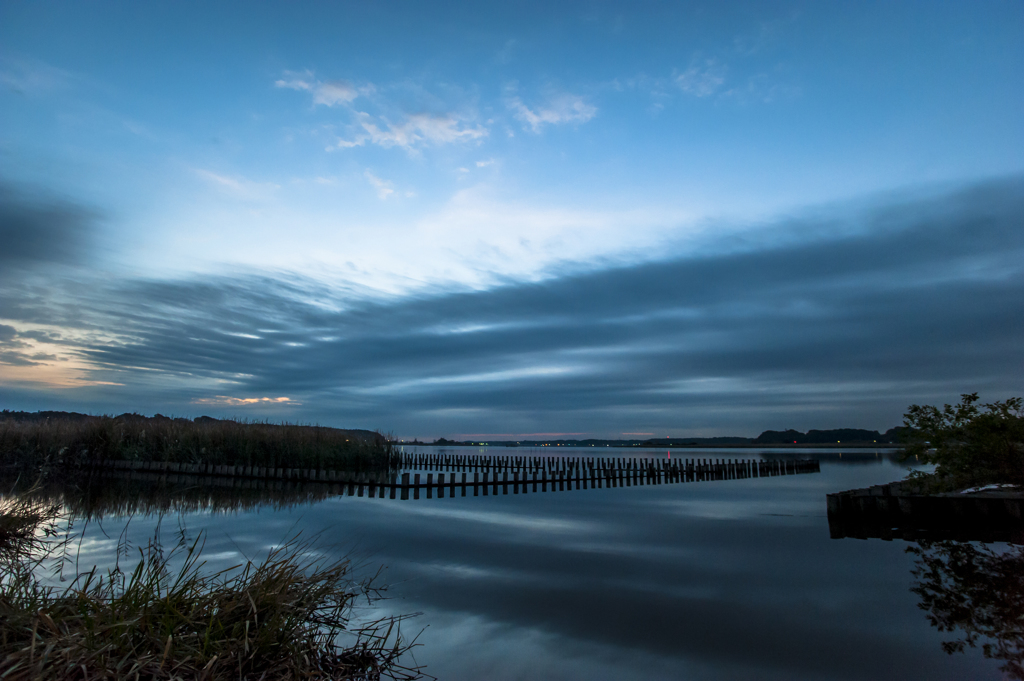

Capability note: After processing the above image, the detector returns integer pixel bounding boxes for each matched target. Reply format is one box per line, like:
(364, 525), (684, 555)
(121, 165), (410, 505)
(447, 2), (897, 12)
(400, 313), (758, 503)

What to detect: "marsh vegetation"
(0, 411), (399, 478)
(0, 489), (422, 680)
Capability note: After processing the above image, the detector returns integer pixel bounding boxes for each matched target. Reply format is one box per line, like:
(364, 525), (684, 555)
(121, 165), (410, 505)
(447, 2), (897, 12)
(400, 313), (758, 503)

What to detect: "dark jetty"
(827, 481), (1024, 543)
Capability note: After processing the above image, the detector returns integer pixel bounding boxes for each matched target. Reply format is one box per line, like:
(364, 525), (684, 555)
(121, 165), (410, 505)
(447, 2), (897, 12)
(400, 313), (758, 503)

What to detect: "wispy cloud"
(495, 39), (517, 65)
(364, 170), (395, 199)
(274, 71), (314, 91)
(675, 59), (727, 97)
(274, 70), (364, 106)
(0, 56), (72, 95)
(276, 69), (486, 152)
(195, 170), (280, 200)
(732, 15), (799, 56)
(312, 80), (360, 106)
(192, 396), (298, 406)
(334, 112), (488, 152)
(507, 92), (597, 132)
(722, 74), (801, 104)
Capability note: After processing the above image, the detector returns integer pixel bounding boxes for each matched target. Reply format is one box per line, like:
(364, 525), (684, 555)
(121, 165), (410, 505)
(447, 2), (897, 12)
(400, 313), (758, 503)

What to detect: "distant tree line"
(753, 427), (911, 444)
(429, 428), (911, 447)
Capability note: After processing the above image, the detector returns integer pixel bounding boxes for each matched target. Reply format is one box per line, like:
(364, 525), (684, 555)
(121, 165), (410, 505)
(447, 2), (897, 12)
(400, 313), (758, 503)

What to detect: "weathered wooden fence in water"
(79, 454), (820, 501)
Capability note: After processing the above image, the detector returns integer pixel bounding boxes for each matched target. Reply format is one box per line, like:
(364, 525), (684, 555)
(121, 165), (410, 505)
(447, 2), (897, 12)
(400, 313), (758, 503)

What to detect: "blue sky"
(2, 1), (1023, 437)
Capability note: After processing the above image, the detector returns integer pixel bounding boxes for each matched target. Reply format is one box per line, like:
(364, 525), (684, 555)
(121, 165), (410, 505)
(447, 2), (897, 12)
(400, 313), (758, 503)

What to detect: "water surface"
(37, 447), (1008, 680)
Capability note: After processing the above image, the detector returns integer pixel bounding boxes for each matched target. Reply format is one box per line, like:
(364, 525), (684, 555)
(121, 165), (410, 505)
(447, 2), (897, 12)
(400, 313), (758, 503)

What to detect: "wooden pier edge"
(826, 481), (1024, 543)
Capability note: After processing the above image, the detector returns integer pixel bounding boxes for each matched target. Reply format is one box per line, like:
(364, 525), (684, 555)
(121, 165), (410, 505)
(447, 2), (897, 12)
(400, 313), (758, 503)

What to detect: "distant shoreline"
(401, 441), (905, 449)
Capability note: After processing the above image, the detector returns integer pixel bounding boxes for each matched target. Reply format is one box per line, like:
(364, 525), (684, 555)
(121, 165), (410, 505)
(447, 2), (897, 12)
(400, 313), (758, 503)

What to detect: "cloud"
(3, 176), (1022, 435)
(313, 80), (359, 106)
(675, 59), (727, 97)
(195, 170), (281, 200)
(0, 56), (71, 95)
(334, 113), (488, 151)
(496, 39), (517, 65)
(274, 71), (361, 106)
(364, 170), (395, 200)
(507, 93), (597, 132)
(192, 396), (297, 406)
(275, 70), (487, 152)
(721, 74), (800, 104)
(0, 180), (97, 268)
(732, 17), (793, 56)
(273, 71), (314, 91)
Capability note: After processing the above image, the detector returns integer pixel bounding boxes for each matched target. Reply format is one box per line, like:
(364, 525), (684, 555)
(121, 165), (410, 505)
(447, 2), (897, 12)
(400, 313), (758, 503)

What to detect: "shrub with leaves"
(901, 393), (1024, 489)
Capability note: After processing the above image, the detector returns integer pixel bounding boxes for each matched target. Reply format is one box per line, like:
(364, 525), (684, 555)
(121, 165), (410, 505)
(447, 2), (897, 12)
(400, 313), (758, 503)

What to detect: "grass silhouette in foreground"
(0, 492), (423, 680)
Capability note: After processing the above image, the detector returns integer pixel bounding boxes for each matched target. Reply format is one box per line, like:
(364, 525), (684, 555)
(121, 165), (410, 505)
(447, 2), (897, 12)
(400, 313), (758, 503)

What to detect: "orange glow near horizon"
(191, 396), (299, 406)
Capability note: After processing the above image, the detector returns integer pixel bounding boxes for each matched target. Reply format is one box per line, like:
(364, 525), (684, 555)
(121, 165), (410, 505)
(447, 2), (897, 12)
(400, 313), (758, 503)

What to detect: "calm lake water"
(35, 447), (1010, 679)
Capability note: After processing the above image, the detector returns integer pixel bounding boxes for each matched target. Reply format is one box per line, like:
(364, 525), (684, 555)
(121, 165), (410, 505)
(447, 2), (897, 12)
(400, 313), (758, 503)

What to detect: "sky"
(1, 1), (1022, 439)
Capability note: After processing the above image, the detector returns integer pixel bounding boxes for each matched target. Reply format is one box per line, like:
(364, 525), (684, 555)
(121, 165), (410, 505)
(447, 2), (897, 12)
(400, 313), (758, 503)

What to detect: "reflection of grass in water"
(908, 540), (1024, 680)
(0, 491), (424, 680)
(2, 472), (343, 521)
(0, 412), (399, 475)
(0, 486), (66, 576)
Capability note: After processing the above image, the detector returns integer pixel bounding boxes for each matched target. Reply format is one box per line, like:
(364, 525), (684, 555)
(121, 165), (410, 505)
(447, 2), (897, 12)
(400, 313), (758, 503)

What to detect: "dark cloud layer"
(0, 180), (96, 268)
(1, 177), (1022, 436)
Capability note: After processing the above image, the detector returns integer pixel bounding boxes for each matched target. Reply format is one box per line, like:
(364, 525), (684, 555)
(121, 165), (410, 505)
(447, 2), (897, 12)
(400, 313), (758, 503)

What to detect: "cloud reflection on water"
(13, 451), (1002, 679)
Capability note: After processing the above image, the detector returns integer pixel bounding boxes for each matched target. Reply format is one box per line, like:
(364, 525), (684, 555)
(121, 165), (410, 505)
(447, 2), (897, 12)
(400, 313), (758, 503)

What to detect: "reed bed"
(0, 412), (399, 476)
(0, 497), (422, 680)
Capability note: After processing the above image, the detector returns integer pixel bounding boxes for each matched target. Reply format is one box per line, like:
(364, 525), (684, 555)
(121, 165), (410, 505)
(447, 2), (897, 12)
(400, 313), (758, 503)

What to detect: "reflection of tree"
(908, 540), (1024, 679)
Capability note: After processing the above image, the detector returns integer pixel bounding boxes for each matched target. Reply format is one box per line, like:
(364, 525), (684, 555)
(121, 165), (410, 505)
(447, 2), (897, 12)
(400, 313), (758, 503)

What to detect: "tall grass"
(0, 494), (423, 680)
(0, 412), (399, 476)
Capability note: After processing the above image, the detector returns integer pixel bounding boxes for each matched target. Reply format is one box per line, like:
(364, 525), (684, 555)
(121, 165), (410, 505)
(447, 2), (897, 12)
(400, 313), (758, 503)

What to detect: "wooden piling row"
(397, 452), (818, 480)
(83, 455), (819, 500)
